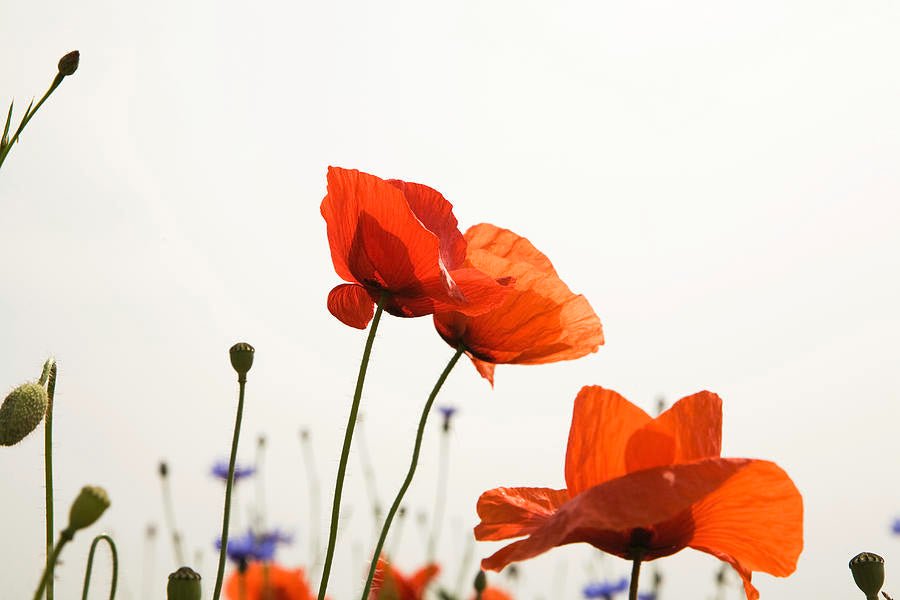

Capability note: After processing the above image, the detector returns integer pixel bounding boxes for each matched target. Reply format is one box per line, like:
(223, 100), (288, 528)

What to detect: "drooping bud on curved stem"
(850, 552), (885, 600)
(80, 534), (118, 600)
(167, 567), (202, 600)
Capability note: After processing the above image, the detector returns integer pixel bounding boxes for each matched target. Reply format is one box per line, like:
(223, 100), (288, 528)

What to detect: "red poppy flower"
(474, 387), (803, 600)
(224, 562), (316, 600)
(369, 557), (440, 600)
(433, 224), (603, 385)
(321, 167), (510, 329)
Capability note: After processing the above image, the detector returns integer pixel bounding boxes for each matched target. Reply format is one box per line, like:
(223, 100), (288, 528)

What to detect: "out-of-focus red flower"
(474, 387), (803, 600)
(433, 224), (603, 385)
(321, 167), (510, 329)
(224, 562), (316, 600)
(470, 587), (514, 600)
(369, 557), (440, 600)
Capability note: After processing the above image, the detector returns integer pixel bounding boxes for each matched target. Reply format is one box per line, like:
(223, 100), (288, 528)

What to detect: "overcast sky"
(2, 1), (899, 599)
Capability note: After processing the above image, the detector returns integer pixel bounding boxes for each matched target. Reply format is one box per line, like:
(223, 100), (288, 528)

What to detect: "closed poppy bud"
(229, 342), (254, 380)
(67, 485), (110, 532)
(0, 382), (48, 446)
(849, 552), (884, 599)
(167, 566), (201, 600)
(474, 570), (487, 593)
(57, 51), (80, 76)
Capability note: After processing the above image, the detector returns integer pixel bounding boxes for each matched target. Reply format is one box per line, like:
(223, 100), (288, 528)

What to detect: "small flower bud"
(850, 552), (885, 599)
(58, 51), (80, 76)
(474, 570), (487, 593)
(167, 567), (201, 600)
(67, 485), (110, 532)
(0, 382), (48, 446)
(229, 342), (255, 379)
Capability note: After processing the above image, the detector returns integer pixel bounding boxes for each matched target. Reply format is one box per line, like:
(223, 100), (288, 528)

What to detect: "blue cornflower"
(215, 529), (293, 565)
(438, 405), (458, 432)
(210, 459), (256, 482)
(583, 577), (629, 598)
(892, 517), (900, 535)
(638, 593), (657, 600)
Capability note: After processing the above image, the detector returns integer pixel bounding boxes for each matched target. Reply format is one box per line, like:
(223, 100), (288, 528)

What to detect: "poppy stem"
(80, 534), (118, 600)
(211, 373), (249, 600)
(316, 295), (387, 600)
(43, 361), (57, 600)
(628, 556), (642, 600)
(358, 345), (466, 600)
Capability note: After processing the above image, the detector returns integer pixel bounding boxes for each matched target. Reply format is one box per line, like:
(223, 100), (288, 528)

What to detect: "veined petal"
(688, 460), (803, 600)
(624, 391), (723, 473)
(481, 459), (753, 572)
(321, 167), (446, 291)
(327, 283), (375, 329)
(565, 387), (652, 494)
(474, 487), (570, 541)
(387, 179), (466, 270)
(387, 268), (511, 319)
(471, 357), (496, 386)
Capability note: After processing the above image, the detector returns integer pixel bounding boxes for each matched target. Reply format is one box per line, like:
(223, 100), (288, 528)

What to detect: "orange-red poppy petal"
(624, 391), (723, 473)
(565, 387), (652, 495)
(387, 179), (466, 270)
(475, 588), (515, 600)
(327, 283), (375, 329)
(387, 268), (511, 319)
(474, 487), (570, 541)
(409, 563), (441, 591)
(370, 558), (439, 600)
(480, 459), (754, 572)
(687, 460), (803, 600)
(225, 563), (316, 600)
(321, 167), (447, 291)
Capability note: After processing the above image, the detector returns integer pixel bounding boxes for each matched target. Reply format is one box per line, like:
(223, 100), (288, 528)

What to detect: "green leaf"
(1, 101), (12, 149)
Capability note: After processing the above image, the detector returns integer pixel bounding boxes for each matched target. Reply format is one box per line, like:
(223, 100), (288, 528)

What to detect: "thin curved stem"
(211, 375), (249, 600)
(628, 557), (642, 600)
(359, 346), (465, 600)
(0, 73), (64, 169)
(316, 295), (386, 600)
(44, 362), (57, 600)
(81, 534), (119, 600)
(33, 531), (71, 600)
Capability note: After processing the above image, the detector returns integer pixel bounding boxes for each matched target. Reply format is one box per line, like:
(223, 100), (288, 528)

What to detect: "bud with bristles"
(58, 51), (80, 77)
(229, 342), (254, 381)
(850, 552), (885, 599)
(67, 485), (110, 532)
(0, 382), (48, 446)
(167, 567), (201, 600)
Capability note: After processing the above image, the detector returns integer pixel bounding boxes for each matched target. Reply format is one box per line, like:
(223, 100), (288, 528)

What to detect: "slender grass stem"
(427, 427), (450, 562)
(316, 296), (386, 600)
(300, 430), (322, 576)
(44, 362), (57, 600)
(359, 347), (465, 600)
(81, 534), (118, 600)
(211, 375), (249, 600)
(159, 466), (184, 566)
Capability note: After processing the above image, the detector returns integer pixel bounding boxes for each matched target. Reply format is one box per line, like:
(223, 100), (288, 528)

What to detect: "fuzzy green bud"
(167, 567), (201, 600)
(474, 570), (487, 593)
(849, 552), (884, 599)
(0, 382), (48, 446)
(58, 51), (80, 76)
(67, 485), (110, 532)
(229, 342), (254, 380)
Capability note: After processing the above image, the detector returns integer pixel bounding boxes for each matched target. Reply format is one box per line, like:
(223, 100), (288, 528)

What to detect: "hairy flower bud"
(229, 342), (255, 380)
(167, 567), (201, 600)
(67, 485), (110, 532)
(58, 51), (80, 76)
(849, 552), (884, 599)
(0, 382), (48, 446)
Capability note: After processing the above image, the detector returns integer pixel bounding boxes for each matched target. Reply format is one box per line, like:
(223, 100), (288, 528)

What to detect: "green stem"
(44, 362), (57, 600)
(160, 472), (184, 565)
(359, 346), (465, 600)
(0, 73), (64, 169)
(316, 296), (386, 600)
(629, 556), (642, 600)
(81, 534), (119, 600)
(33, 530), (72, 600)
(211, 374), (250, 600)
(299, 431), (322, 576)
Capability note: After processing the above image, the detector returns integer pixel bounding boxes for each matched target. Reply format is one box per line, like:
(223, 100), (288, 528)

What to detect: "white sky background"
(1, 1), (899, 598)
